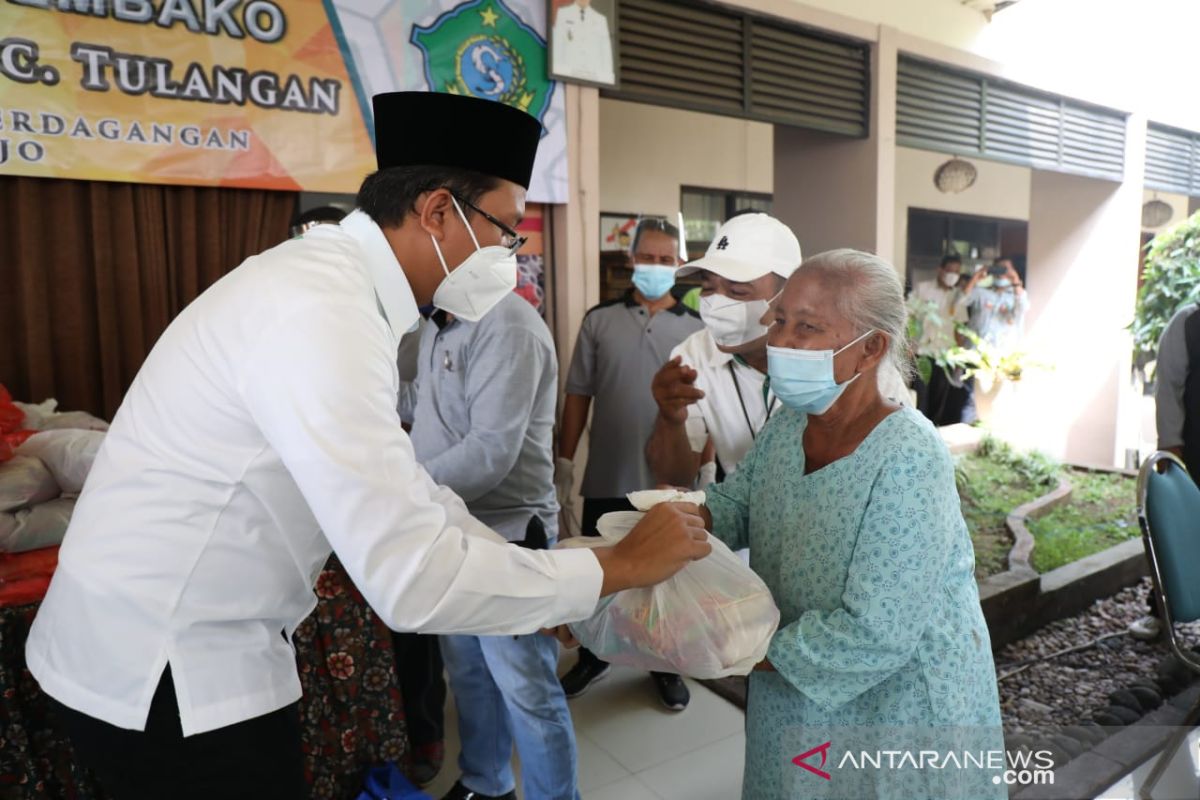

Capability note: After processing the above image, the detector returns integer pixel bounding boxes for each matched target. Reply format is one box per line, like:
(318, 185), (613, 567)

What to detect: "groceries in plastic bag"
(13, 399), (109, 432)
(16, 430), (104, 494)
(626, 489), (706, 511)
(0, 498), (75, 554)
(559, 506), (780, 679)
(0, 546), (60, 608)
(0, 385), (33, 452)
(0, 456), (60, 513)
(0, 388), (107, 553)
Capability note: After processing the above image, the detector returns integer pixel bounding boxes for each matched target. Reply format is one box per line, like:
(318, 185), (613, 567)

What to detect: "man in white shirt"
(646, 214), (800, 486)
(25, 91), (710, 800)
(909, 253), (972, 426)
(551, 0), (615, 84)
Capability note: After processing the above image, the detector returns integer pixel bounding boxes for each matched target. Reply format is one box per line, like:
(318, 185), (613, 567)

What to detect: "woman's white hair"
(797, 248), (915, 395)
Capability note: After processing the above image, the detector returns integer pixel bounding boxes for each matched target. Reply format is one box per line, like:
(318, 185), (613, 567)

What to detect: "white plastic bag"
(17, 430), (104, 494)
(0, 456), (60, 513)
(0, 497), (75, 553)
(13, 400), (109, 432)
(560, 510), (780, 679)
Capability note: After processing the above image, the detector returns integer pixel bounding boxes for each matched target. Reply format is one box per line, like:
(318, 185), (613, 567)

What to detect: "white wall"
(770, 0), (1200, 132)
(991, 165), (1143, 466)
(893, 146), (1031, 274)
(598, 99), (774, 217)
(775, 126), (881, 258)
(776, 0), (986, 46)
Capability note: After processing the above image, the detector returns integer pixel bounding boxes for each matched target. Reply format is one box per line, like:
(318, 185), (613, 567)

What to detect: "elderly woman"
(700, 250), (1002, 799)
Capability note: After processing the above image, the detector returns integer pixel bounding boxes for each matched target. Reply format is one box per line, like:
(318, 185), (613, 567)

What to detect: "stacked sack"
(0, 385), (108, 553)
(558, 490), (780, 679)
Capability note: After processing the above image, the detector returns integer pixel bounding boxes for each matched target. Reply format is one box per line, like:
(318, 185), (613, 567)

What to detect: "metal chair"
(1136, 451), (1200, 799)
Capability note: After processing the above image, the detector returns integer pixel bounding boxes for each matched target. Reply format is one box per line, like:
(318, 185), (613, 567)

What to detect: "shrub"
(1131, 211), (1200, 366)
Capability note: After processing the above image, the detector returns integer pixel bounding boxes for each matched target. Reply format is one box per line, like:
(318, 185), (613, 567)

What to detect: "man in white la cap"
(647, 213), (799, 486)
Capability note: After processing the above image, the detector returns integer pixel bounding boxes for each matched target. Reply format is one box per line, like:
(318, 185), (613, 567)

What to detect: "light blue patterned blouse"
(707, 406), (1003, 800)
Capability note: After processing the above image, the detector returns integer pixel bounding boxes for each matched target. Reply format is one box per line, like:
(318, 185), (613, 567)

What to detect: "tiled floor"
(423, 649), (746, 799)
(1097, 728), (1200, 800)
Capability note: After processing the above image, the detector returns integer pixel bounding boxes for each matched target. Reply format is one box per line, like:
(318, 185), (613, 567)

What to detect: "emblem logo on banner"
(411, 0), (555, 134)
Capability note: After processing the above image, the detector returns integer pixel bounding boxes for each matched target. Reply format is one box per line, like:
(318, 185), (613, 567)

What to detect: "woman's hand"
(752, 658), (776, 672)
(540, 625), (580, 648)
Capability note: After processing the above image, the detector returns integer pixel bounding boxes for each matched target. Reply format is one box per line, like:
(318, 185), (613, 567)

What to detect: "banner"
(331, 0), (567, 203)
(0, 0), (376, 191)
(0, 0), (566, 199)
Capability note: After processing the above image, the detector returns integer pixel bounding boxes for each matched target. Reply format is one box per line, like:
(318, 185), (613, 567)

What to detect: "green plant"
(941, 328), (1048, 393)
(976, 434), (1060, 488)
(1131, 211), (1200, 365)
(907, 293), (1049, 391)
(906, 296), (941, 385)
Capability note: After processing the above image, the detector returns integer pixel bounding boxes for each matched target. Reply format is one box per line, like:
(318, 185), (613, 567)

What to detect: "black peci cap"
(372, 92), (542, 189)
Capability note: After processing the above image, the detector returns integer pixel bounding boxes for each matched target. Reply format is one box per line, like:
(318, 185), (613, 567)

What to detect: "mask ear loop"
(449, 195), (482, 250)
(832, 329), (879, 387)
(430, 194), (482, 280)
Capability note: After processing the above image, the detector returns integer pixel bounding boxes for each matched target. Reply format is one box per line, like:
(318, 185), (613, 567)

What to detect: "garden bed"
(954, 438), (1138, 578)
(1025, 467), (1139, 573)
(955, 437), (1058, 579)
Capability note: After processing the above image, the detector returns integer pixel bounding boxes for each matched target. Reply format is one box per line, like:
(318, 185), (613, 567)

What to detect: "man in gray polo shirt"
(399, 292), (577, 800)
(556, 218), (704, 709)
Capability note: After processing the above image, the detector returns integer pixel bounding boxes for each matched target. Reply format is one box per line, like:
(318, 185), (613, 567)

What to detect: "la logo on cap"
(716, 236), (730, 251)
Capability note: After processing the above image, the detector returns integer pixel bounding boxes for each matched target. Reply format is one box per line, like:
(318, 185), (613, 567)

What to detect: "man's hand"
(554, 457), (575, 506)
(964, 266), (986, 292)
(1005, 262), (1024, 291)
(652, 357), (705, 426)
(753, 658), (776, 672)
(592, 502), (711, 596)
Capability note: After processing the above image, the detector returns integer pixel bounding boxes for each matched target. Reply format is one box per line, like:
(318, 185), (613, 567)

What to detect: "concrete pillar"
(551, 84), (601, 388)
(550, 85), (601, 534)
(872, 25), (899, 265)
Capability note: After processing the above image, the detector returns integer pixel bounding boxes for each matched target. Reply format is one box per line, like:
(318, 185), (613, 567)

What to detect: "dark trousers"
(915, 366), (976, 426)
(51, 666), (304, 800)
(391, 631), (446, 753)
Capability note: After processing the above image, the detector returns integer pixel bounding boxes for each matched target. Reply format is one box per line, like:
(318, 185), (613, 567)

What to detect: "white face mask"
(430, 196), (517, 323)
(941, 272), (961, 288)
(699, 293), (771, 348)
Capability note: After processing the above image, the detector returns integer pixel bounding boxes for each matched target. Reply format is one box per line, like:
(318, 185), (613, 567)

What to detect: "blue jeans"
(440, 631), (580, 800)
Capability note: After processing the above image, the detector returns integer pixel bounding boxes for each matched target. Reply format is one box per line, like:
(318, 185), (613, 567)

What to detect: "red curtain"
(0, 176), (296, 420)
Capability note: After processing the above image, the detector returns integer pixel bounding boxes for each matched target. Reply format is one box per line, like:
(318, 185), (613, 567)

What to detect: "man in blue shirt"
(399, 292), (575, 800)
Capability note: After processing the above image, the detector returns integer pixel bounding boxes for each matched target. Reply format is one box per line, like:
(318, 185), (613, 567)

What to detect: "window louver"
(1145, 124), (1200, 196)
(897, 55), (1126, 181)
(608, 0), (869, 138)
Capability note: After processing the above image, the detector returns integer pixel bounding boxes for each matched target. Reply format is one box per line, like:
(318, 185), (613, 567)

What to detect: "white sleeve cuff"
(553, 547), (605, 623)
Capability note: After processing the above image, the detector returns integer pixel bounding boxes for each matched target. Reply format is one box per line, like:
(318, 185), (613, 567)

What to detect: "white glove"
(554, 457), (575, 506)
(697, 461), (718, 489)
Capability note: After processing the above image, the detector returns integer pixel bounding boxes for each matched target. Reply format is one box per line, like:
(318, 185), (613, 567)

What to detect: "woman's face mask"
(767, 330), (875, 415)
(429, 196), (517, 323)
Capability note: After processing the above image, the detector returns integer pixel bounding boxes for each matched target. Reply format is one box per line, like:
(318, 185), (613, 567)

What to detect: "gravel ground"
(996, 578), (1200, 735)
